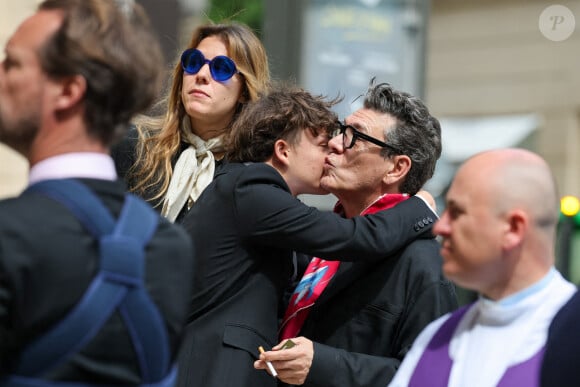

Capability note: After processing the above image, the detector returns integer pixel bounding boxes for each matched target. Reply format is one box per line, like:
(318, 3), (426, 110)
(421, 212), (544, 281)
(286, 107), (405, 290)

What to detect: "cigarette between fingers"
(258, 346), (278, 378)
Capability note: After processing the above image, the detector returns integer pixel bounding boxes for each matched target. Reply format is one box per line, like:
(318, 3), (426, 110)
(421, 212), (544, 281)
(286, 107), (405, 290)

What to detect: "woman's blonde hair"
(129, 21), (270, 204)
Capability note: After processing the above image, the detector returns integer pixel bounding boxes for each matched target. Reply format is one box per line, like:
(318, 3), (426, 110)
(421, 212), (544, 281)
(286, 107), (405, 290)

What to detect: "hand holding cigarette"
(258, 346), (278, 378)
(254, 337), (314, 385)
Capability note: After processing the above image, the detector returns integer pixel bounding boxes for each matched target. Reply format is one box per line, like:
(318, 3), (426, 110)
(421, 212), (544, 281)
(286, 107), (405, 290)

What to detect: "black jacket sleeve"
(233, 164), (436, 262)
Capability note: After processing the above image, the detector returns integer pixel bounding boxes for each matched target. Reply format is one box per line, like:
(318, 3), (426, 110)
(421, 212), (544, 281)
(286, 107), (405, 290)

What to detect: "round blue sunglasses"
(180, 48), (240, 82)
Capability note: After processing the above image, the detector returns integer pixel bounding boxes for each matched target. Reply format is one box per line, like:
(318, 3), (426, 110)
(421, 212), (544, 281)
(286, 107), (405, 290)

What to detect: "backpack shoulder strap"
(104, 194), (169, 381)
(16, 179), (169, 383)
(25, 179), (115, 237)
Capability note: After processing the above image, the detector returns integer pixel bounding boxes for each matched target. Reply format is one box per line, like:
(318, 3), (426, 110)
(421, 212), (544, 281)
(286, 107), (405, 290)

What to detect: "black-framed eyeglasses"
(332, 121), (400, 152)
(181, 48), (240, 81)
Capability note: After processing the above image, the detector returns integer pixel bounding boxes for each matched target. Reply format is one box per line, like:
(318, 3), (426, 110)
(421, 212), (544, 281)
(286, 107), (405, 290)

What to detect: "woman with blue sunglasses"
(112, 22), (270, 222)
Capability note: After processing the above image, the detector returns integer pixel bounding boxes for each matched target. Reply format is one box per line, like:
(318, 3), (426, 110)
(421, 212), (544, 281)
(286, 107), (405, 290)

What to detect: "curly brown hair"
(226, 84), (340, 162)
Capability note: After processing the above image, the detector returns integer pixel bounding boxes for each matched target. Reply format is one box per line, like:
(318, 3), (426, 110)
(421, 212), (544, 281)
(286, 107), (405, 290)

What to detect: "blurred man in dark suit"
(0, 0), (193, 384)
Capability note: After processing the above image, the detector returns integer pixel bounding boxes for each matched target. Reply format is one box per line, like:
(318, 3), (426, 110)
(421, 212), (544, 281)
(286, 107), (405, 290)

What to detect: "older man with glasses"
(256, 81), (458, 387)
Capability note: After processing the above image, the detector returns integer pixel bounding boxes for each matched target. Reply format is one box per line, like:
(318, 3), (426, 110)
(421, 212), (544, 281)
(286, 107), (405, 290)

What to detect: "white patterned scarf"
(161, 117), (224, 222)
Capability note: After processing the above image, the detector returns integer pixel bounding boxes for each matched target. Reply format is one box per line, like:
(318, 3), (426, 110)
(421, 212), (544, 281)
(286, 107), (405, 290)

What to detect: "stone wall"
(427, 0), (580, 196)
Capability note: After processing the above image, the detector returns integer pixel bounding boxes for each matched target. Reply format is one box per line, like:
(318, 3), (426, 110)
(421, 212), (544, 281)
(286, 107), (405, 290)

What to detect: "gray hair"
(363, 81), (442, 195)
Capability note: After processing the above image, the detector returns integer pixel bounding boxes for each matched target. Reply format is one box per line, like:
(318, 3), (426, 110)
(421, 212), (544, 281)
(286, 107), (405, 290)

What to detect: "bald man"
(388, 148), (576, 387)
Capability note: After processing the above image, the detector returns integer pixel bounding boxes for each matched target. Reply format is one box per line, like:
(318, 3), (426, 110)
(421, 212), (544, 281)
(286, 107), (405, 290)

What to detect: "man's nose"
(328, 134), (344, 153)
(433, 213), (449, 236)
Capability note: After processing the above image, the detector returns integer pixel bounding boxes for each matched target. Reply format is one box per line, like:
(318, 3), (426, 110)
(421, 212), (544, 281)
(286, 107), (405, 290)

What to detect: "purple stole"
(409, 303), (545, 387)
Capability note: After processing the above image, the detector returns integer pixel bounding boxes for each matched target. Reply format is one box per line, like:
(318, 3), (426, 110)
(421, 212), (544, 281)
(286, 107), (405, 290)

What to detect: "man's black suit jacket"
(177, 162), (437, 387)
(296, 238), (457, 387)
(0, 179), (194, 384)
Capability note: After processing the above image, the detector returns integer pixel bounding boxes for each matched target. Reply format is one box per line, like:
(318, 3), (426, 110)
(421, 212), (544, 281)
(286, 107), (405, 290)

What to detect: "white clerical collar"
(28, 152), (117, 185)
(480, 267), (557, 308)
(496, 267), (557, 306)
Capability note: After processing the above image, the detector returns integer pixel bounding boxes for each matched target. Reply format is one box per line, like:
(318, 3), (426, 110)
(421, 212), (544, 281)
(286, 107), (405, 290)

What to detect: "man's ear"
(54, 75), (86, 111)
(383, 155), (411, 185)
(502, 210), (527, 250)
(272, 138), (292, 167)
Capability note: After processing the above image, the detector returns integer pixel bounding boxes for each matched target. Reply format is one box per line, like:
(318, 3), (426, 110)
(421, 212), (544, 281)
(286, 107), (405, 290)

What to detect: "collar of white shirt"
(28, 152), (117, 186)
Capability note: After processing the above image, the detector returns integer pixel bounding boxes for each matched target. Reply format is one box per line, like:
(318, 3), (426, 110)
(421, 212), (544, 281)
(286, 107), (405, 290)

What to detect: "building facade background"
(427, 0), (579, 201)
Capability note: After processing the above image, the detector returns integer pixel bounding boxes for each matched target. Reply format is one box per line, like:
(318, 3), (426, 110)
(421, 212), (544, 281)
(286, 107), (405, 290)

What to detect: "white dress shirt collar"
(28, 152), (117, 185)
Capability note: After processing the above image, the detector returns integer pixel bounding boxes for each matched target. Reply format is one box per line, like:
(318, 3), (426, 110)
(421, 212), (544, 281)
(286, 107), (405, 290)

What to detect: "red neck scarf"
(279, 193), (409, 340)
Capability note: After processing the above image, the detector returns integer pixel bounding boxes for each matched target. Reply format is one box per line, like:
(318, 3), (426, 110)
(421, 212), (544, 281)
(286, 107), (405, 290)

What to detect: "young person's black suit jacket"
(178, 162), (437, 387)
(294, 238), (457, 387)
(0, 178), (194, 384)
